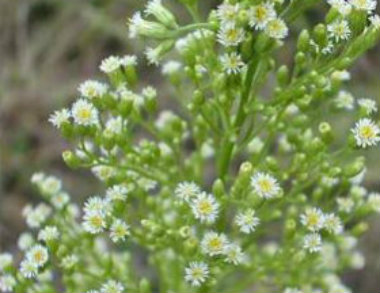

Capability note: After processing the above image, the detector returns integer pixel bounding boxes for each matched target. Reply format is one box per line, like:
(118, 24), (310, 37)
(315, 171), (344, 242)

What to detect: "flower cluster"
(1, 0), (380, 292)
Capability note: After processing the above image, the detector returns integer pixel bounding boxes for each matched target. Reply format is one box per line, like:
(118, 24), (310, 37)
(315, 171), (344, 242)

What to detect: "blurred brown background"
(0, 0), (379, 291)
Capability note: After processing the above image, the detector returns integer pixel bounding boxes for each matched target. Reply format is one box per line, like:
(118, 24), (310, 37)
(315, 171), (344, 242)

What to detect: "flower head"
(49, 108), (71, 128)
(300, 207), (325, 232)
(224, 244), (245, 265)
(351, 118), (380, 148)
(324, 213), (343, 234)
(0, 274), (16, 292)
(175, 181), (200, 202)
(350, 0), (376, 13)
(82, 211), (107, 234)
(71, 99), (98, 126)
(78, 80), (108, 99)
(328, 20), (351, 42)
(303, 233), (322, 253)
(251, 172), (281, 199)
(265, 18), (288, 39)
(220, 52), (245, 75)
(99, 56), (121, 73)
(26, 245), (49, 268)
(110, 219), (130, 243)
(20, 259), (39, 279)
(334, 90), (355, 110)
(201, 231), (228, 256)
(249, 3), (277, 30)
(100, 280), (124, 293)
(216, 3), (240, 25)
(191, 192), (219, 224)
(235, 209), (260, 234)
(185, 261), (209, 287)
(217, 24), (245, 47)
(357, 98), (377, 115)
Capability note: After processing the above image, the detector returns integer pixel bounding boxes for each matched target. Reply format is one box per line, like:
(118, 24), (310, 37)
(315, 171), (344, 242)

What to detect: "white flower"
(110, 219), (130, 243)
(369, 14), (380, 29)
(155, 110), (177, 129)
(220, 52), (245, 75)
(91, 165), (116, 181)
(265, 18), (289, 39)
(235, 209), (260, 234)
(78, 80), (108, 99)
(0, 274), (16, 292)
(191, 192), (219, 224)
(337, 197), (355, 213)
(357, 98), (377, 115)
(224, 243), (245, 265)
(40, 175), (62, 195)
(99, 56), (121, 73)
(351, 118), (380, 148)
(328, 0), (352, 15)
(185, 262), (209, 287)
(251, 172), (281, 199)
(201, 231), (229, 256)
(100, 280), (124, 293)
(145, 47), (160, 65)
(324, 213), (343, 234)
(26, 245), (49, 267)
(249, 3), (277, 30)
(247, 137), (264, 153)
(175, 181), (200, 202)
(104, 116), (124, 137)
(216, 3), (240, 25)
(331, 70), (351, 81)
(49, 108), (71, 128)
(0, 253), (13, 271)
(71, 99), (98, 126)
(18, 233), (34, 251)
(162, 60), (182, 75)
(300, 207), (325, 232)
(350, 251), (365, 269)
(82, 211), (107, 234)
(84, 196), (111, 215)
(24, 204), (52, 229)
(142, 86), (157, 100)
(106, 185), (129, 201)
(368, 192), (380, 212)
(350, 0), (377, 12)
(20, 259), (39, 278)
(118, 87), (145, 108)
(328, 20), (351, 42)
(349, 167), (367, 185)
(120, 55), (137, 67)
(303, 233), (322, 253)
(334, 90), (355, 110)
(38, 226), (60, 242)
(217, 23), (245, 47)
(51, 192), (70, 209)
(61, 254), (79, 270)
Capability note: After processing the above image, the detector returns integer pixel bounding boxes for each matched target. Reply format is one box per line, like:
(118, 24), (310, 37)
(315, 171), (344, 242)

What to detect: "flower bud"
(62, 150), (80, 169)
(276, 65), (289, 87)
(145, 0), (178, 29)
(297, 29), (310, 52)
(139, 278), (151, 293)
(319, 122), (333, 143)
(344, 156), (365, 177)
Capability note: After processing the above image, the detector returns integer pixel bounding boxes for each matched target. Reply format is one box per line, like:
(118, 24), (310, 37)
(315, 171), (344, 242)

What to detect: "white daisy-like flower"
(201, 231), (229, 256)
(327, 20), (351, 42)
(24, 204), (52, 229)
(368, 192), (380, 212)
(26, 245), (49, 268)
(49, 108), (71, 128)
(104, 116), (124, 137)
(185, 261), (209, 287)
(0, 274), (16, 292)
(369, 14), (380, 29)
(110, 219), (130, 243)
(51, 192), (70, 209)
(18, 233), (34, 251)
(265, 18), (289, 39)
(99, 56), (121, 73)
(216, 3), (240, 25)
(337, 197), (355, 213)
(91, 165), (116, 181)
(251, 172), (281, 199)
(120, 55), (137, 67)
(224, 243), (245, 265)
(217, 23), (245, 47)
(351, 118), (380, 148)
(324, 213), (343, 234)
(0, 253), (13, 271)
(100, 280), (124, 293)
(247, 137), (265, 153)
(191, 192), (219, 224)
(175, 181), (200, 202)
(84, 196), (112, 215)
(328, 0), (353, 15)
(334, 90), (355, 110)
(38, 226), (60, 242)
(40, 175), (62, 195)
(106, 185), (129, 201)
(248, 3), (277, 30)
(235, 209), (260, 234)
(145, 47), (161, 65)
(20, 259), (39, 278)
(82, 211), (107, 234)
(300, 207), (325, 232)
(162, 60), (182, 75)
(357, 98), (378, 115)
(118, 87), (145, 108)
(61, 254), (79, 270)
(71, 99), (98, 126)
(303, 233), (322, 253)
(155, 110), (177, 129)
(142, 86), (157, 100)
(78, 80), (108, 99)
(220, 52), (245, 75)
(349, 0), (377, 13)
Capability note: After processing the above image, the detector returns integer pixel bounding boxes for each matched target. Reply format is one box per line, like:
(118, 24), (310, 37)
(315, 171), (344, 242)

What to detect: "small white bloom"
(175, 181), (200, 202)
(51, 192), (70, 209)
(92, 165), (116, 181)
(38, 226), (60, 242)
(49, 108), (71, 128)
(145, 47), (160, 65)
(71, 99), (98, 126)
(185, 261), (209, 287)
(110, 219), (130, 243)
(368, 192), (380, 212)
(224, 243), (245, 265)
(99, 56), (121, 73)
(61, 254), (79, 270)
(251, 172), (281, 199)
(0, 253), (13, 271)
(334, 90), (355, 110)
(40, 175), (62, 195)
(249, 3), (277, 30)
(369, 14), (380, 29)
(247, 137), (264, 153)
(324, 213), (343, 234)
(78, 80), (108, 99)
(328, 20), (351, 42)
(220, 52), (245, 75)
(26, 245), (49, 267)
(265, 18), (289, 39)
(162, 60), (182, 75)
(82, 211), (107, 234)
(331, 70), (351, 81)
(155, 110), (177, 129)
(350, 0), (377, 13)
(300, 207), (325, 231)
(0, 274), (16, 292)
(106, 185), (129, 201)
(350, 251), (365, 269)
(357, 98), (377, 115)
(120, 55), (137, 67)
(337, 197), (355, 213)
(328, 0), (352, 15)
(100, 280), (124, 293)
(20, 259), (39, 279)
(191, 192), (219, 224)
(201, 231), (229, 256)
(303, 233), (322, 253)
(217, 23), (245, 47)
(84, 196), (112, 215)
(235, 209), (260, 234)
(351, 118), (380, 148)
(216, 3), (240, 25)
(18, 233), (34, 251)
(24, 204), (52, 229)
(104, 116), (124, 137)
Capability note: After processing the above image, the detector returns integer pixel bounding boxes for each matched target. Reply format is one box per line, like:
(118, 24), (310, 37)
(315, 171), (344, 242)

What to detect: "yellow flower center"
(198, 200), (212, 214)
(307, 214), (319, 227)
(360, 125), (375, 139)
(33, 251), (44, 263)
(258, 179), (273, 193)
(226, 29), (239, 41)
(208, 238), (222, 251)
(78, 108), (92, 121)
(90, 215), (103, 227)
(255, 6), (268, 21)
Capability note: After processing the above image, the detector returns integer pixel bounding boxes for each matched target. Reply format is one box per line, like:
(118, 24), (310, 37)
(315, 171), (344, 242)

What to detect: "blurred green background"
(0, 0), (379, 291)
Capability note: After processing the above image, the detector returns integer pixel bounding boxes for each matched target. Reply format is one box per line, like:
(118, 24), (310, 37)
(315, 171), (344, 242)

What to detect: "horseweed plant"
(1, 0), (380, 292)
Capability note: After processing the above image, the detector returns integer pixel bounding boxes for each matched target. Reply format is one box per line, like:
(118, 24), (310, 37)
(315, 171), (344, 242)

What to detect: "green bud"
(295, 52), (306, 66)
(139, 278), (151, 293)
(297, 29), (310, 52)
(276, 65), (289, 87)
(318, 122), (333, 143)
(146, 1), (177, 29)
(62, 150), (80, 169)
(212, 179), (225, 198)
(351, 221), (368, 236)
(344, 156), (365, 177)
(313, 24), (328, 47)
